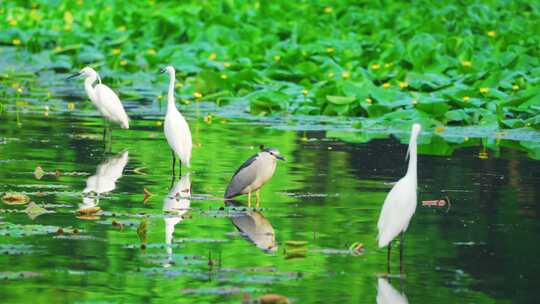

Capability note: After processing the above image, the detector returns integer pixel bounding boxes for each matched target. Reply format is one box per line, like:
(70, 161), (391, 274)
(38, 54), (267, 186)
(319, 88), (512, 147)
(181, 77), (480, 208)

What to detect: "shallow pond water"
(0, 75), (539, 303)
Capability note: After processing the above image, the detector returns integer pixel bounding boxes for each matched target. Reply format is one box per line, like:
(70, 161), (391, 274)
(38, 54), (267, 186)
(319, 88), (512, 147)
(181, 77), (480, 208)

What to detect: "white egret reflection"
(79, 150), (129, 214)
(163, 174), (191, 266)
(376, 277), (408, 304)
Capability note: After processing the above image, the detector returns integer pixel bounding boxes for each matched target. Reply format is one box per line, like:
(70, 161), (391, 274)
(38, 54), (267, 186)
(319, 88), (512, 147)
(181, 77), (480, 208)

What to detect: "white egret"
(160, 66), (192, 175)
(163, 174), (191, 266)
(377, 123), (421, 274)
(66, 67), (129, 143)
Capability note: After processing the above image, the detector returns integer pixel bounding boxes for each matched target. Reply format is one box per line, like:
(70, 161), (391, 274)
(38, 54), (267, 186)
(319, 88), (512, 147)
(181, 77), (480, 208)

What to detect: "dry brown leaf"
(258, 294), (290, 304)
(2, 192), (30, 205)
(77, 215), (100, 220)
(143, 188), (153, 204)
(77, 206), (101, 215)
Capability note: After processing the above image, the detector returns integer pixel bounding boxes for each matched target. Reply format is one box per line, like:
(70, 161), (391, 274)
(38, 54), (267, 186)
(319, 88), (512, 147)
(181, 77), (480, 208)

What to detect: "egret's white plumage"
(72, 67), (129, 129)
(376, 278), (409, 304)
(162, 66), (192, 168)
(377, 124), (421, 248)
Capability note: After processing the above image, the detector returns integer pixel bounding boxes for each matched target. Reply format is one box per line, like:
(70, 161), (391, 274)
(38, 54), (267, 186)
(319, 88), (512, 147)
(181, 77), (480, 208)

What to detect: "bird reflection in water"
(79, 150), (129, 216)
(376, 277), (408, 304)
(163, 174), (191, 266)
(226, 200), (277, 253)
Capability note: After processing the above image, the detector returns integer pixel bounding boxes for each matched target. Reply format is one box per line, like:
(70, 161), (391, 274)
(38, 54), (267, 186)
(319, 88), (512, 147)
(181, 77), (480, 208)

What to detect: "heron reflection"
(226, 200), (277, 253)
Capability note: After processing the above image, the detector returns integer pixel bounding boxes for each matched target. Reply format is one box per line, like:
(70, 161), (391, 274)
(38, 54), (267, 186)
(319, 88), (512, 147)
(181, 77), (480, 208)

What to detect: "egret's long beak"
(65, 72), (81, 80)
(276, 155), (285, 161)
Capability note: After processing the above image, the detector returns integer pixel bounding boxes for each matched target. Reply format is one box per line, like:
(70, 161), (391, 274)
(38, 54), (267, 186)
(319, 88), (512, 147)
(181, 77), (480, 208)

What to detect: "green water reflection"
(0, 94), (538, 303)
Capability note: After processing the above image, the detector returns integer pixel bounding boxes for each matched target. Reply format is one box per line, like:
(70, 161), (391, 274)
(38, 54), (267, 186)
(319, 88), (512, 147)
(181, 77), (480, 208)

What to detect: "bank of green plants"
(1, 0), (540, 130)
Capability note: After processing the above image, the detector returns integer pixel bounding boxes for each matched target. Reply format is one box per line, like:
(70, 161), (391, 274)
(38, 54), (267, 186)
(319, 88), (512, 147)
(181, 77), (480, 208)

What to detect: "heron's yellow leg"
(247, 190), (252, 208)
(256, 190), (261, 209)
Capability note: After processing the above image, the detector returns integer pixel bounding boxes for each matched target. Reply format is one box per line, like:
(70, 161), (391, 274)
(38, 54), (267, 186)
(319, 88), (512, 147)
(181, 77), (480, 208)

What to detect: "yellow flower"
(398, 81), (408, 89)
(464, 137), (469, 142)
(324, 6), (333, 13)
(223, 62), (231, 68)
(487, 31), (496, 37)
(155, 121), (162, 126)
(193, 92), (202, 99)
(9, 19), (17, 26)
(273, 55), (281, 62)
(461, 60), (472, 67)
(119, 59), (127, 66)
(12, 39), (21, 46)
(117, 26), (126, 32)
(371, 63), (380, 70)
(112, 48), (121, 55)
(302, 89), (309, 96)
(208, 53), (216, 61)
(463, 96), (470, 102)
(366, 98), (373, 104)
(204, 114), (213, 124)
(512, 85), (519, 91)
(326, 47), (334, 54)
(479, 87), (489, 94)
(220, 74), (228, 80)
(16, 87), (23, 93)
(382, 82), (391, 89)
(157, 95), (163, 100)
(147, 48), (156, 56)
(67, 102), (75, 110)
(341, 70), (350, 79)
(435, 126), (445, 133)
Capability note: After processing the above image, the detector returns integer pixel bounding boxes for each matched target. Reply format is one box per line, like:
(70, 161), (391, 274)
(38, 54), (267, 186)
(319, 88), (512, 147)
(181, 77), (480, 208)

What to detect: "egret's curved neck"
(406, 133), (418, 181)
(167, 72), (177, 113)
(84, 74), (98, 102)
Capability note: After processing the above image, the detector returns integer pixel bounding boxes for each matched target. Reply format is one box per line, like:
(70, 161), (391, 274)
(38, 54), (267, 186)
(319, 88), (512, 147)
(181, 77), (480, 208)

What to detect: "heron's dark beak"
(276, 155), (285, 161)
(159, 68), (166, 74)
(65, 72), (81, 81)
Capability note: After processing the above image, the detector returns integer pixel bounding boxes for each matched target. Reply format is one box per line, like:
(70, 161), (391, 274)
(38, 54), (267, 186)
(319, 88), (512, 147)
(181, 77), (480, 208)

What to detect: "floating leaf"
(2, 192), (30, 205)
(33, 166), (44, 180)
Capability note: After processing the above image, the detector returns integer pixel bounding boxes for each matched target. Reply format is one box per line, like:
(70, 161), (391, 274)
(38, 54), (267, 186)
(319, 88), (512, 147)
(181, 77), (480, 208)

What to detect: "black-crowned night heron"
(224, 146), (285, 208)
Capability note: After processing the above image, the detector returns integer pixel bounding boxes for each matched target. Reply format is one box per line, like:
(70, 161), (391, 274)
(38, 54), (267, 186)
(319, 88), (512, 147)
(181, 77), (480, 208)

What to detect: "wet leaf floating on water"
(284, 241), (308, 259)
(348, 242), (365, 256)
(33, 166), (44, 180)
(24, 202), (50, 220)
(0, 222), (81, 237)
(2, 192), (30, 205)
(77, 206), (101, 215)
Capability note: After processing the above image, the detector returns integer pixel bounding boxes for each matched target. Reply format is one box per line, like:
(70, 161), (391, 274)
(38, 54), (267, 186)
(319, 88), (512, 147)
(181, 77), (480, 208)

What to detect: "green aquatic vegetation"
(1, 1), (540, 130)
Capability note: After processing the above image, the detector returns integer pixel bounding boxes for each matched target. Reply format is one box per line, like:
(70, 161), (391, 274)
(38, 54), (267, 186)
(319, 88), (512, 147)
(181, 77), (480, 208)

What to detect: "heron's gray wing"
(225, 154), (258, 198)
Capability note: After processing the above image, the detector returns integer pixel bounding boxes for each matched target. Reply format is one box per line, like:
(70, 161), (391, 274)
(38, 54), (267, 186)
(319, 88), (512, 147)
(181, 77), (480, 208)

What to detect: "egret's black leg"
(178, 159), (182, 177)
(387, 241), (392, 275)
(172, 151), (176, 177)
(400, 232), (405, 275)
